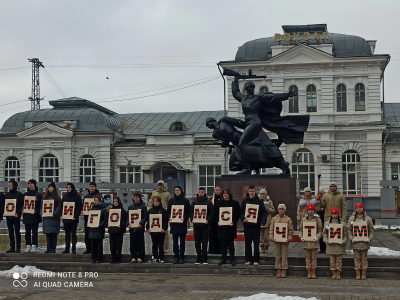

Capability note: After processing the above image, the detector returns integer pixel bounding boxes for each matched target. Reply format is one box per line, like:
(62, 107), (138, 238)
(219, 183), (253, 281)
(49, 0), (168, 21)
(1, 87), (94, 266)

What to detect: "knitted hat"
(48, 182), (56, 189)
(304, 187), (312, 193)
(330, 207), (340, 215)
(307, 204), (316, 211)
(157, 180), (165, 186)
(278, 204), (286, 210)
(28, 179), (37, 187)
(259, 189), (267, 195)
(319, 187), (325, 193)
(330, 182), (337, 187)
(355, 202), (364, 209)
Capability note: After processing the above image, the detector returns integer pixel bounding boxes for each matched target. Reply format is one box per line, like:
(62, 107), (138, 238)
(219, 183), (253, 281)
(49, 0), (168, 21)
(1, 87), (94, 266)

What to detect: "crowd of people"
(0, 179), (374, 280)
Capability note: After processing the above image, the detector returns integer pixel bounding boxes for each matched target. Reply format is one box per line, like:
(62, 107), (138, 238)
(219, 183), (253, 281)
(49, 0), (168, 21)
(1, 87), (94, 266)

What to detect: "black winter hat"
(48, 182), (56, 189)
(28, 179), (37, 187)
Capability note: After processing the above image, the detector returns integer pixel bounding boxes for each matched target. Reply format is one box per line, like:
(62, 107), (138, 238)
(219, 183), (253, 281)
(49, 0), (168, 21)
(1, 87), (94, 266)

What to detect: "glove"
(305, 214), (309, 218)
(314, 214), (319, 217)
(365, 239), (370, 243)
(328, 241), (332, 244)
(300, 237), (305, 242)
(314, 237), (319, 242)
(300, 200), (306, 206)
(339, 242), (344, 245)
(311, 199), (317, 205)
(325, 225), (330, 230)
(266, 196), (270, 200)
(352, 239), (358, 243)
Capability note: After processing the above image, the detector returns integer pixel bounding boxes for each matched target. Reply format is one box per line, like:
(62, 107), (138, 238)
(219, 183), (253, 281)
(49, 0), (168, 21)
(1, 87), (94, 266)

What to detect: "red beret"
(355, 202), (364, 209)
(307, 204), (316, 211)
(330, 207), (340, 215)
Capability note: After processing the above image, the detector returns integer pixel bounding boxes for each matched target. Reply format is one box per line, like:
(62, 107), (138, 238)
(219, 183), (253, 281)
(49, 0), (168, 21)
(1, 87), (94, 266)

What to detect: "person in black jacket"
(190, 187), (214, 264)
(89, 195), (107, 263)
(208, 186), (222, 255)
(0, 190), (5, 227)
(3, 180), (24, 253)
(60, 183), (83, 254)
(108, 197), (127, 263)
(127, 192), (147, 263)
(22, 179), (43, 253)
(167, 186), (190, 264)
(146, 196), (168, 263)
(42, 182), (62, 253)
(215, 188), (241, 266)
(240, 185), (267, 266)
(82, 182), (101, 254)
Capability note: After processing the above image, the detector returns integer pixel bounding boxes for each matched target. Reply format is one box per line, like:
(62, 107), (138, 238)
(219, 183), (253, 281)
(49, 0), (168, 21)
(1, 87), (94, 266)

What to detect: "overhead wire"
(42, 68), (67, 98)
(41, 71), (65, 99)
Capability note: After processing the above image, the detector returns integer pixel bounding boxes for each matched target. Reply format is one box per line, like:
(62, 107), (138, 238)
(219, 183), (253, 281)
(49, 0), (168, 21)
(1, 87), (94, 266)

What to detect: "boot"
(336, 270), (341, 280)
(331, 270), (336, 279)
(281, 270), (287, 278)
(276, 269), (282, 278)
(6, 248), (15, 253)
(260, 245), (265, 254)
(24, 245), (32, 253)
(265, 246), (269, 254)
(361, 270), (367, 280)
(218, 259), (226, 266)
(356, 269), (361, 280)
(62, 248), (70, 254)
(230, 254), (236, 267)
(307, 269), (312, 279)
(311, 269), (317, 279)
(31, 245), (37, 253)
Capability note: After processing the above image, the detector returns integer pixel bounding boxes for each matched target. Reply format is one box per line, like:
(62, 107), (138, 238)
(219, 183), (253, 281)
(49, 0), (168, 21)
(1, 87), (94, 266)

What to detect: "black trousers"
(84, 219), (91, 252)
(25, 223), (39, 246)
(172, 234), (186, 258)
(91, 238), (103, 262)
(7, 218), (21, 250)
(64, 222), (78, 250)
(109, 232), (124, 261)
(151, 234), (165, 260)
(244, 226), (261, 262)
(208, 222), (221, 254)
(221, 238), (235, 261)
(46, 233), (58, 251)
(193, 227), (209, 259)
(129, 230), (145, 260)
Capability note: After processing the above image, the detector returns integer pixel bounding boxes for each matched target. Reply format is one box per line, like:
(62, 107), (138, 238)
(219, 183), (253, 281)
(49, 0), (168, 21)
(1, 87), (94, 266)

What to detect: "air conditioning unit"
(321, 154), (330, 162)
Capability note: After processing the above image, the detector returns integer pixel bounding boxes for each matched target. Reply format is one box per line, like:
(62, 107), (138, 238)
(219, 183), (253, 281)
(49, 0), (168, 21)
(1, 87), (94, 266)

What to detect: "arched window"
(292, 149), (315, 194)
(336, 84), (347, 112)
(39, 154), (59, 182)
(5, 156), (20, 181)
(355, 83), (366, 111)
(306, 85), (317, 112)
(259, 86), (269, 94)
(342, 150), (361, 195)
(80, 155), (96, 183)
(171, 122), (184, 131)
(288, 85), (299, 113)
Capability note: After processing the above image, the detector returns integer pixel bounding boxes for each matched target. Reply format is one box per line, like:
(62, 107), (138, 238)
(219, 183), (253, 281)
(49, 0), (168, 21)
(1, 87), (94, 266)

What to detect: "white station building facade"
(0, 24), (398, 216)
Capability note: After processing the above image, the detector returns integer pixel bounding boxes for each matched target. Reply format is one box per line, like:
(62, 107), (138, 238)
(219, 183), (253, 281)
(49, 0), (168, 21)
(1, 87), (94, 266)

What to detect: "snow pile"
(56, 242), (86, 249)
(228, 294), (320, 300)
(374, 225), (400, 230)
(346, 247), (400, 257)
(0, 265), (48, 277)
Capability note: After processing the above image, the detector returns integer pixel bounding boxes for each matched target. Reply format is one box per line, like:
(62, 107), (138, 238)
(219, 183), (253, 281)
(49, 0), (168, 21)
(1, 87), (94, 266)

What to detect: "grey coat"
(42, 194), (62, 235)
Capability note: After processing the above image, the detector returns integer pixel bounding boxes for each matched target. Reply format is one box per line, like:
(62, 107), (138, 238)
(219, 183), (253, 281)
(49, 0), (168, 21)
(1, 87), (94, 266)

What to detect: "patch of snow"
(228, 294), (320, 300)
(56, 242), (86, 249)
(0, 265), (48, 277)
(346, 247), (400, 257)
(374, 225), (400, 230)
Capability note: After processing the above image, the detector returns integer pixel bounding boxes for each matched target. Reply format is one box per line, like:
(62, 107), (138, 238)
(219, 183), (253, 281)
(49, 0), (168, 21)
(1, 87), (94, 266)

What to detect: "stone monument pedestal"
(215, 174), (298, 229)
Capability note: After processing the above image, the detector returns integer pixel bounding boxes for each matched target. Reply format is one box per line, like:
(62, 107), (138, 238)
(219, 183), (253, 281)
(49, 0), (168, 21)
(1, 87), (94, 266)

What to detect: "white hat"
(259, 189), (267, 195)
(157, 180), (165, 186)
(278, 204), (286, 210)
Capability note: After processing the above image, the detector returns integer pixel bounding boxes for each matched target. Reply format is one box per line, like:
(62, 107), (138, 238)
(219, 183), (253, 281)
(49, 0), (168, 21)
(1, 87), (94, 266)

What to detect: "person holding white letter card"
(88, 195), (107, 263)
(147, 196), (168, 263)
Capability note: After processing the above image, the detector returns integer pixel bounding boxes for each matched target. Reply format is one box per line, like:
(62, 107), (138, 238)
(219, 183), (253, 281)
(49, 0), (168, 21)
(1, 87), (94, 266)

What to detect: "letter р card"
(245, 204), (259, 223)
(129, 209), (141, 227)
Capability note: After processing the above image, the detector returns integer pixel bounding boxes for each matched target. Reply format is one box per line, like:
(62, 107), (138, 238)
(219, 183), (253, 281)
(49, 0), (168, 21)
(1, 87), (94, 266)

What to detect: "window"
(306, 85), (317, 112)
(342, 150), (361, 195)
(171, 122), (184, 131)
(391, 164), (400, 180)
(39, 154), (59, 182)
(79, 155), (96, 183)
(292, 149), (315, 194)
(259, 86), (269, 94)
(288, 85), (299, 113)
(5, 157), (20, 181)
(199, 166), (221, 195)
(355, 83), (366, 111)
(120, 166), (141, 183)
(336, 84), (347, 112)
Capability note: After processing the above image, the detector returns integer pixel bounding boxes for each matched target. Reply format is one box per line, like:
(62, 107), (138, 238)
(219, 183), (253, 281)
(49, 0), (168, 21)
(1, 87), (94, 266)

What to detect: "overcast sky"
(0, 0), (399, 127)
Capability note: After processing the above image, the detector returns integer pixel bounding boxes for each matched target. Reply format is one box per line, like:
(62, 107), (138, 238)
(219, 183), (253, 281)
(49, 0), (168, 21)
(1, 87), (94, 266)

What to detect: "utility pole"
(28, 58), (44, 110)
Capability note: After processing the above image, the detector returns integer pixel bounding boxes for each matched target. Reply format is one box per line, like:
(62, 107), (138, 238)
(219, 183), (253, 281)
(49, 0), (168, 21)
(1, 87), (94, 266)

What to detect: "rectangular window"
(199, 165), (221, 195)
(306, 93), (317, 112)
(120, 166), (141, 183)
(355, 91), (365, 111)
(337, 92), (347, 112)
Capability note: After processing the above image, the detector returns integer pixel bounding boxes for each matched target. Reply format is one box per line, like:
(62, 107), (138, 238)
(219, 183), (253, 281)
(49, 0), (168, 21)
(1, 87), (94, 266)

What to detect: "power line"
(0, 67), (30, 71)
(0, 103), (29, 114)
(0, 99), (29, 107)
(45, 62), (216, 69)
(41, 55), (231, 60)
(42, 68), (66, 98)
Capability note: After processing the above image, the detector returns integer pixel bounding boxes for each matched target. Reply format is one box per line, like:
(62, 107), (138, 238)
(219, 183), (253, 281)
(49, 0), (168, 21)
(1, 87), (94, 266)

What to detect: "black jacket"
(215, 198), (241, 240)
(240, 194), (268, 227)
(0, 192), (5, 218)
(4, 180), (24, 220)
(88, 202), (107, 239)
(167, 194), (190, 235)
(211, 194), (223, 223)
(146, 204), (168, 235)
(42, 192), (62, 234)
(61, 183), (83, 224)
(22, 187), (43, 225)
(83, 189), (101, 222)
(190, 194), (214, 228)
(126, 200), (147, 232)
(108, 204), (127, 234)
